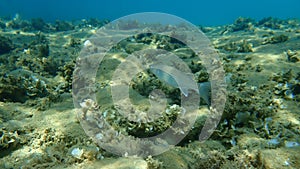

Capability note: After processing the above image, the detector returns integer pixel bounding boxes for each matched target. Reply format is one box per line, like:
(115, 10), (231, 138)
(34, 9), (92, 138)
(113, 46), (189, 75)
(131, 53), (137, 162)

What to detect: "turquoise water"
(1, 0), (300, 25)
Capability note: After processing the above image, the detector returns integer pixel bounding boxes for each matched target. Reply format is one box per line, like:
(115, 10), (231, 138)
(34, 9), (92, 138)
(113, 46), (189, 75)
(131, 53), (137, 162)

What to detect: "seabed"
(0, 17), (299, 168)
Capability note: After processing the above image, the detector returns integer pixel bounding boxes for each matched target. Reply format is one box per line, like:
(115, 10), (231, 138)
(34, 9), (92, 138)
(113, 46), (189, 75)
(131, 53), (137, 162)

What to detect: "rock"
(259, 148), (300, 169)
(236, 133), (265, 149)
(155, 149), (190, 169)
(76, 157), (148, 169)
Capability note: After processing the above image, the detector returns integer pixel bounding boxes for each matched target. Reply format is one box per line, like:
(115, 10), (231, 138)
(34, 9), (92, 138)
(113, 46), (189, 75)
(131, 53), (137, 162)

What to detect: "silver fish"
(150, 64), (211, 105)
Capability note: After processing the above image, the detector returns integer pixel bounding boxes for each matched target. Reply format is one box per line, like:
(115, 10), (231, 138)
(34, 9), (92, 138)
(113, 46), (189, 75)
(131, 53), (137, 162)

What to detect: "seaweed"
(0, 69), (49, 102)
(257, 17), (286, 29)
(262, 34), (289, 44)
(286, 50), (299, 63)
(237, 40), (253, 53)
(0, 20), (5, 29)
(36, 44), (50, 58)
(218, 40), (253, 53)
(269, 34), (289, 44)
(231, 17), (255, 32)
(58, 60), (75, 92)
(0, 129), (20, 157)
(82, 18), (109, 28)
(0, 35), (14, 55)
(55, 20), (74, 31)
(31, 18), (48, 31)
(0, 16), (299, 168)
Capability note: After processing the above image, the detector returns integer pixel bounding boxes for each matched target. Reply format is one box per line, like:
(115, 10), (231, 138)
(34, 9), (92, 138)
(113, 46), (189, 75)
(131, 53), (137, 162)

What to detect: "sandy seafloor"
(0, 17), (299, 169)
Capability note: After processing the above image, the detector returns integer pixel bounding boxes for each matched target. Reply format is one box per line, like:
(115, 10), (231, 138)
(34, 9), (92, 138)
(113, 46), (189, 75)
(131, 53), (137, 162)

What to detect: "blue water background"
(0, 0), (299, 26)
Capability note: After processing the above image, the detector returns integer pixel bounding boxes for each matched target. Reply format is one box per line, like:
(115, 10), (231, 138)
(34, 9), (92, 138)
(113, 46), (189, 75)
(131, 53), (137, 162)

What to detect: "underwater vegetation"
(0, 35), (14, 55)
(0, 15), (299, 168)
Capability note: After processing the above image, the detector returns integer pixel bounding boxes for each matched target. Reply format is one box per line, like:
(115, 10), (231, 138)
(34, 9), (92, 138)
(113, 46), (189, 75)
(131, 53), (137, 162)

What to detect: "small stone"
(71, 148), (84, 159)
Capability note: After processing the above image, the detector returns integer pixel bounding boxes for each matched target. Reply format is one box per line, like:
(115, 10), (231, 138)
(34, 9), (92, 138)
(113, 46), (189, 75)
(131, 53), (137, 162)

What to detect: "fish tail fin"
(198, 82), (211, 105)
